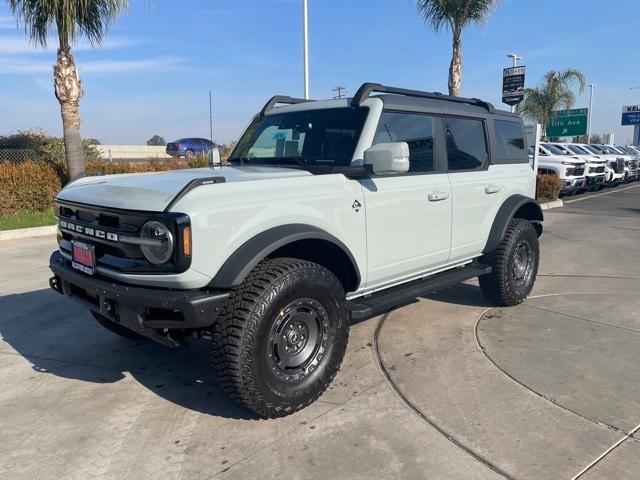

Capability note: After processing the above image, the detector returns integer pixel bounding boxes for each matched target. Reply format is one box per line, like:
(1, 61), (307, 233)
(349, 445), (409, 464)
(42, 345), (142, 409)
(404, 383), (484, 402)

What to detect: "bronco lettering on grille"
(60, 220), (118, 242)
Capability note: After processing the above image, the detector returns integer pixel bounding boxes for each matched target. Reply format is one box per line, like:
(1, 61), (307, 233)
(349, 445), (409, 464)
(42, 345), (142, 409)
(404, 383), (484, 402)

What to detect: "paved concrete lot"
(1, 184), (639, 479)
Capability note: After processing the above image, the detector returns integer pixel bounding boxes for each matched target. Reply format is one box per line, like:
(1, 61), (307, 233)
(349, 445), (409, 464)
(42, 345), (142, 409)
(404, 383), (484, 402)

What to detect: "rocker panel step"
(348, 262), (491, 321)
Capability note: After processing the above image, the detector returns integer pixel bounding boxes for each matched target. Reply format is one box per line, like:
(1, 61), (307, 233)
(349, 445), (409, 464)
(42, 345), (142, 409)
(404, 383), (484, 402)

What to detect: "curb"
(0, 225), (57, 241)
(540, 199), (563, 210)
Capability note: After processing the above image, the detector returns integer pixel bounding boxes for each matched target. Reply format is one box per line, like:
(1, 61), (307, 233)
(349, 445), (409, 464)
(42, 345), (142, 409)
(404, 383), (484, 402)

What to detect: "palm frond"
(416, 0), (500, 32)
(8, 0), (128, 49)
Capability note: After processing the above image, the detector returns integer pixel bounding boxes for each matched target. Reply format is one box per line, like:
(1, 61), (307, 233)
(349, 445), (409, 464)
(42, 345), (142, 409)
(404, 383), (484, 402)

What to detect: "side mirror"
(209, 147), (221, 166)
(364, 142), (410, 174)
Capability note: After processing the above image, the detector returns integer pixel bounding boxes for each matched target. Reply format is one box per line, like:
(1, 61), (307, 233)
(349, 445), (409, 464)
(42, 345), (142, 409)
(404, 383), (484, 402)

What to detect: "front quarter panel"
(170, 174), (368, 289)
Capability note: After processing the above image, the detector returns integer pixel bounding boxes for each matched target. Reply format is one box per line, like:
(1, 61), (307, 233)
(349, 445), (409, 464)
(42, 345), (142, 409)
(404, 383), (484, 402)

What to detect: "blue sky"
(0, 0), (639, 145)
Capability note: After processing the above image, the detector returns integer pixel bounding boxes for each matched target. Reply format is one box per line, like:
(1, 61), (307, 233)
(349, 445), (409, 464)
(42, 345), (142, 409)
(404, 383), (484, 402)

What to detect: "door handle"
(428, 191), (449, 202)
(485, 185), (501, 194)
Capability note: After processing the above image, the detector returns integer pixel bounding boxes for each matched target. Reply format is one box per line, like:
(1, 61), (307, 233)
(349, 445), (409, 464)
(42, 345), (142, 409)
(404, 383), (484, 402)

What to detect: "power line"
(332, 86), (346, 99)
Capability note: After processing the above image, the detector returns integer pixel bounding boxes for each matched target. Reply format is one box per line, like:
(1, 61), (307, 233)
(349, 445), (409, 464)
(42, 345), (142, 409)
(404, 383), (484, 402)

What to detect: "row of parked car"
(530, 142), (640, 195)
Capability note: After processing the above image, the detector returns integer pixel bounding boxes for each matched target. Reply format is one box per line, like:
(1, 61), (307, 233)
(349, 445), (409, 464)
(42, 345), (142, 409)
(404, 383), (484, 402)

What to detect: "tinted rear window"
(494, 120), (527, 163)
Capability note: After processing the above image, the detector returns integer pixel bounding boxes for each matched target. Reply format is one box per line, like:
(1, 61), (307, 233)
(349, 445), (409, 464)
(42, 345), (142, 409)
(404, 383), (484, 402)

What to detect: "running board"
(348, 262), (491, 321)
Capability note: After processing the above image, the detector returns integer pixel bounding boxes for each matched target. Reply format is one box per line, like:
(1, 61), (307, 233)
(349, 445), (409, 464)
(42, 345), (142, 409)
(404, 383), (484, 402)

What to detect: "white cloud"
(0, 34), (139, 54)
(0, 15), (16, 29)
(80, 55), (184, 74)
(0, 55), (183, 75)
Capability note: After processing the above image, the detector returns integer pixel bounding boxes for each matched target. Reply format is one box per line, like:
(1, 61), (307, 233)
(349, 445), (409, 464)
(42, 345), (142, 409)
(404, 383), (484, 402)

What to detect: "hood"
(56, 165), (312, 211)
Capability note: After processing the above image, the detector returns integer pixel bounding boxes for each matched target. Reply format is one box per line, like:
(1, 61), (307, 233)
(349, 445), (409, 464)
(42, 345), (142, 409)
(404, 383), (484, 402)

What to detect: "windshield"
(229, 107), (369, 168)
(566, 145), (587, 155)
(583, 145), (602, 155)
(542, 143), (570, 155)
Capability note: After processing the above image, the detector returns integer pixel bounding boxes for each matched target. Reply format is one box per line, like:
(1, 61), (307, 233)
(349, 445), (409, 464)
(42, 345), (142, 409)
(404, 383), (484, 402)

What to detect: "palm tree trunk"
(448, 30), (462, 96)
(54, 47), (85, 182)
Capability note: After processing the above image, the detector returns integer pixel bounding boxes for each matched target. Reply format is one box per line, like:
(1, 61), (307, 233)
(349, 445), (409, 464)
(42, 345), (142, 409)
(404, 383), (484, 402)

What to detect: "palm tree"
(517, 69), (586, 139)
(8, 0), (128, 181)
(416, 0), (500, 96)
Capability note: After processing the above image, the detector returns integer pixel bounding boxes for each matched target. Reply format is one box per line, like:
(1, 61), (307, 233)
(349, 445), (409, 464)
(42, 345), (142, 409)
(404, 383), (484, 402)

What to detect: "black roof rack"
(351, 82), (496, 114)
(260, 95), (314, 116)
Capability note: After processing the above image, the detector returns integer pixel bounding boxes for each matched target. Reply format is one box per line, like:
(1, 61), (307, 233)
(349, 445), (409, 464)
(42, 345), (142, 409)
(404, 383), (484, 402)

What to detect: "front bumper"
(586, 174), (606, 187)
(49, 251), (229, 339)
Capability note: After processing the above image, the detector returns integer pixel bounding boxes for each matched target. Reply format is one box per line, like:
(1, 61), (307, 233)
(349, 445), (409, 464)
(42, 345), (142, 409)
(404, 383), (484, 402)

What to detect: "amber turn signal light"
(182, 226), (191, 256)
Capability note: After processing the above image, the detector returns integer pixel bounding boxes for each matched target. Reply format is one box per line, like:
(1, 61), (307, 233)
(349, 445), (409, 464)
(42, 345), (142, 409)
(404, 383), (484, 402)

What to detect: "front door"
(362, 111), (451, 289)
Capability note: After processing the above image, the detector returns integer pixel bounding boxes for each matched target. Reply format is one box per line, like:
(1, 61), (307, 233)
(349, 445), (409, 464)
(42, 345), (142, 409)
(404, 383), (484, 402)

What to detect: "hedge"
(0, 160), (61, 215)
(536, 174), (563, 202)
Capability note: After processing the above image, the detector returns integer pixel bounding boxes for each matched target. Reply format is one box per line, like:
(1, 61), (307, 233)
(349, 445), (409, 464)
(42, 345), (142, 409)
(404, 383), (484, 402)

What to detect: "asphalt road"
(1, 184), (639, 479)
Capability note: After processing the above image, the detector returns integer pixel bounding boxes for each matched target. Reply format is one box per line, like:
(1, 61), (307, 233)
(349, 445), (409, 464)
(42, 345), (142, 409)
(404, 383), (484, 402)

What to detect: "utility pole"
(332, 86), (346, 99)
(506, 53), (522, 113)
(587, 84), (596, 143)
(302, 0), (309, 99)
(209, 91), (214, 144)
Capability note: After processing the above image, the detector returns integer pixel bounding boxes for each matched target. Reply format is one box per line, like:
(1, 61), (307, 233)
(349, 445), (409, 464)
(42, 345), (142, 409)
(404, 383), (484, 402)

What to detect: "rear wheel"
(91, 311), (146, 340)
(479, 218), (539, 306)
(211, 258), (349, 418)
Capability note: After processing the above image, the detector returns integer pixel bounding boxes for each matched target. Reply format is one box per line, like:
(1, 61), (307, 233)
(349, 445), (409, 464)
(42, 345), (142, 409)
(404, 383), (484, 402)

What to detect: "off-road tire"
(91, 311), (146, 340)
(211, 258), (349, 418)
(479, 218), (539, 306)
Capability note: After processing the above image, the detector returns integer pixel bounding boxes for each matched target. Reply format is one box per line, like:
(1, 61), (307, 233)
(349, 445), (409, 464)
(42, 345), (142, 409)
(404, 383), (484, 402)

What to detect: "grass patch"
(537, 196), (551, 204)
(0, 208), (56, 231)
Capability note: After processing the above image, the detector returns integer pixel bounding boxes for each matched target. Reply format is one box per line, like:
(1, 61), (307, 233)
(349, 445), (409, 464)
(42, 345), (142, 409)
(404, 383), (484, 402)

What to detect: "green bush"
(536, 174), (563, 202)
(0, 160), (61, 216)
(0, 129), (100, 183)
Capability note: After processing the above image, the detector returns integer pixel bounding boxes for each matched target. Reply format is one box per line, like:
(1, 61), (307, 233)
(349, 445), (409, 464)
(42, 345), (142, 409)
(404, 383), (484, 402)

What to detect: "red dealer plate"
(71, 240), (96, 275)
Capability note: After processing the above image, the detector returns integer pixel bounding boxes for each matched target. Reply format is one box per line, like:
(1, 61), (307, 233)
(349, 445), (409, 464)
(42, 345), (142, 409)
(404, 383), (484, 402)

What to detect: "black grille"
(573, 166), (585, 176)
(56, 201), (191, 274)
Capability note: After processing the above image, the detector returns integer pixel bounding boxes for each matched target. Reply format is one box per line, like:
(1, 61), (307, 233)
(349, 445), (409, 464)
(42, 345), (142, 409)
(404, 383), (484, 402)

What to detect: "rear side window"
(494, 120), (528, 163)
(444, 117), (487, 171)
(373, 112), (437, 172)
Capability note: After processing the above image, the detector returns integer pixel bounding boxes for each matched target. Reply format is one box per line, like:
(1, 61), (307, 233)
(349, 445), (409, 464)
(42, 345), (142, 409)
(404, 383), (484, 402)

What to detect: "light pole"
(506, 54), (522, 113)
(587, 84), (596, 143)
(302, 0), (309, 99)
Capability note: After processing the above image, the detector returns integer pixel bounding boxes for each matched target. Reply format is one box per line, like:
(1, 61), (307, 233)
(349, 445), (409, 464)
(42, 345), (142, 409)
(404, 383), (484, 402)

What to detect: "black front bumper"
(49, 251), (229, 339)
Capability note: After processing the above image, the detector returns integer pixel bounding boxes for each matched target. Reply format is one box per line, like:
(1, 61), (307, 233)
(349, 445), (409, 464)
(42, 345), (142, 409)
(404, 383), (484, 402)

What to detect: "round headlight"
(140, 220), (174, 265)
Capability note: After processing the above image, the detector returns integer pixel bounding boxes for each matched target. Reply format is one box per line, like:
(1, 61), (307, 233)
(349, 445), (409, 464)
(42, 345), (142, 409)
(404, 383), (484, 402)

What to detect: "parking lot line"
(564, 183), (640, 204)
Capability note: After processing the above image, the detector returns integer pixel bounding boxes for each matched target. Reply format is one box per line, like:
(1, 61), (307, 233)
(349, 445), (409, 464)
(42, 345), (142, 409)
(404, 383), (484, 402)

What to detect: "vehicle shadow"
(0, 288), (258, 420)
(423, 282), (493, 308)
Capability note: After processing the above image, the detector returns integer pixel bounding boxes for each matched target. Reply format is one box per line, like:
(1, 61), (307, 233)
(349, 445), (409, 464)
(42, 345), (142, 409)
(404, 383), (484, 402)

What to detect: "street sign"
(622, 105), (640, 126)
(502, 66), (526, 106)
(546, 108), (588, 137)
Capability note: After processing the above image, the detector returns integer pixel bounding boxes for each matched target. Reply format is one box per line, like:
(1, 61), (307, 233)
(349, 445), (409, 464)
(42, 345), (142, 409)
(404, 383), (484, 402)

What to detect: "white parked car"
(580, 144), (626, 184)
(49, 83), (543, 417)
(548, 143), (607, 190)
(530, 142), (587, 194)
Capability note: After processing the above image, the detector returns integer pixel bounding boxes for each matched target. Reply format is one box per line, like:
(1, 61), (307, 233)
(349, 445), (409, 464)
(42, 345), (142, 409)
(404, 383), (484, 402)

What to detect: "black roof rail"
(351, 82), (496, 114)
(260, 95), (314, 116)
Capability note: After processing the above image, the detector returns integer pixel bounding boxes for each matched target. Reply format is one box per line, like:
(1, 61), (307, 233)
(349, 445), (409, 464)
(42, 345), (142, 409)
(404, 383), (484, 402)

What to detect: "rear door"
(446, 116), (501, 262)
(362, 111), (451, 288)
(447, 116), (530, 262)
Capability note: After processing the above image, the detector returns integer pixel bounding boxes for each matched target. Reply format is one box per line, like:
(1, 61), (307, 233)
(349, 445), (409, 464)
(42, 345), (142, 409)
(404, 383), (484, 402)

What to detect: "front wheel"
(211, 258), (349, 418)
(479, 218), (539, 306)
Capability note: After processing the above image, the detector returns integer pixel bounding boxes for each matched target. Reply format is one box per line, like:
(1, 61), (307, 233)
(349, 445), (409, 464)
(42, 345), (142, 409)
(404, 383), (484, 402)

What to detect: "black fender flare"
(210, 224), (361, 289)
(483, 195), (543, 254)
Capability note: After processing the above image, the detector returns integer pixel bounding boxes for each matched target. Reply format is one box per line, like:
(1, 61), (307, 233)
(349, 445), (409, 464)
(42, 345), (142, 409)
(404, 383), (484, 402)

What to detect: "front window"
(229, 107), (369, 168)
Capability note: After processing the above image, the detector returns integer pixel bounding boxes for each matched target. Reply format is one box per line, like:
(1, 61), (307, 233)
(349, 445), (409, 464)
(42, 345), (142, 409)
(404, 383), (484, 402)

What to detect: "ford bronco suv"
(49, 83), (543, 418)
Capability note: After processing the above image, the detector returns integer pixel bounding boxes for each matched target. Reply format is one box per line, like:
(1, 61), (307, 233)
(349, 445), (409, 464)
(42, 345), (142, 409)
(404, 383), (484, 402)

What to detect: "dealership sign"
(502, 66), (526, 106)
(622, 105), (640, 126)
(546, 108), (588, 137)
